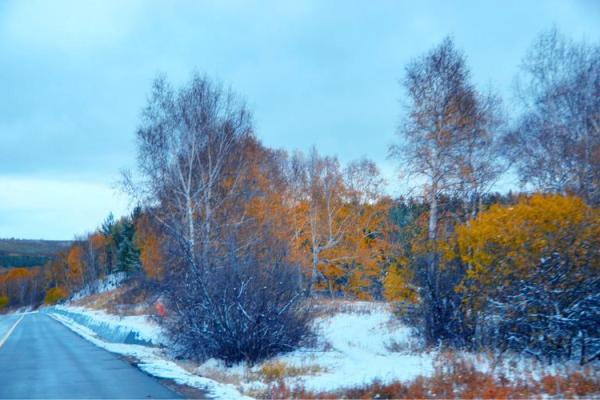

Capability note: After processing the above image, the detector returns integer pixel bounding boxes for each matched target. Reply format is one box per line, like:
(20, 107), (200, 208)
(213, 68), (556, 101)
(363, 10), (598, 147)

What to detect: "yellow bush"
(44, 287), (69, 305)
(0, 295), (9, 310)
(384, 263), (418, 303)
(453, 194), (600, 306)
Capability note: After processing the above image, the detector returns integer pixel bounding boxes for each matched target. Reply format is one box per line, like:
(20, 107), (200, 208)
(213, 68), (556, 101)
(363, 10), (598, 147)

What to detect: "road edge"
(45, 312), (209, 399)
(0, 314), (25, 349)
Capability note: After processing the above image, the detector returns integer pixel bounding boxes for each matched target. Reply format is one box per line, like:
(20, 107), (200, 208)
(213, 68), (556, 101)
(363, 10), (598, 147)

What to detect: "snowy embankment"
(46, 307), (249, 399)
(48, 306), (163, 346)
(70, 272), (127, 301)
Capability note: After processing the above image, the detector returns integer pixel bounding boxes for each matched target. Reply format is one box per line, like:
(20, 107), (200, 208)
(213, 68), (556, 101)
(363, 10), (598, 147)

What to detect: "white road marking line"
(0, 314), (25, 349)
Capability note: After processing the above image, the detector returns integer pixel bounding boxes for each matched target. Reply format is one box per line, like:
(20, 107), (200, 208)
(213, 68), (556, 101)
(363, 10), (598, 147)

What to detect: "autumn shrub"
(0, 295), (9, 310)
(44, 287), (69, 305)
(453, 194), (600, 363)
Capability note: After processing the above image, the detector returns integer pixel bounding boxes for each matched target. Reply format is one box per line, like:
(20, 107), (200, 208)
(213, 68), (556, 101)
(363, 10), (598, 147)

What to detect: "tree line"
(1, 27), (598, 365)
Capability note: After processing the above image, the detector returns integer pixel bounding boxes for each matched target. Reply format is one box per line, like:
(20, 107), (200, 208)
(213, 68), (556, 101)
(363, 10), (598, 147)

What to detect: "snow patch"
(49, 305), (164, 346)
(276, 305), (434, 391)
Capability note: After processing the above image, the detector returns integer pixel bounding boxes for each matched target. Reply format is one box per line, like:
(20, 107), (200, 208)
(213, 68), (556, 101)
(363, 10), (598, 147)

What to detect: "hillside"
(0, 238), (71, 269)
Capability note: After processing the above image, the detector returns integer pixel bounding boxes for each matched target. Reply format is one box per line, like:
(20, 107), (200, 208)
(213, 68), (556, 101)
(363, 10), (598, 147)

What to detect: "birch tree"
(124, 74), (252, 268)
(125, 74), (312, 364)
(390, 37), (504, 342)
(290, 148), (389, 297)
(508, 28), (600, 205)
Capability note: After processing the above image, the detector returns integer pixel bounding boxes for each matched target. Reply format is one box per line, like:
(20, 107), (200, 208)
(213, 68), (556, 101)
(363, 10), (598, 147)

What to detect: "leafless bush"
(161, 241), (314, 365)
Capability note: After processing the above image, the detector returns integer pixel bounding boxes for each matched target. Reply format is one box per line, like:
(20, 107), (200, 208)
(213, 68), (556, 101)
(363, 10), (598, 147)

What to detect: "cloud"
(0, 176), (128, 239)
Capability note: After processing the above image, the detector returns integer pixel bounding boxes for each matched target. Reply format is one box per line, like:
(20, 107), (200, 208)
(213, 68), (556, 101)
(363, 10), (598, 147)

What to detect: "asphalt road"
(0, 314), (20, 341)
(0, 312), (181, 399)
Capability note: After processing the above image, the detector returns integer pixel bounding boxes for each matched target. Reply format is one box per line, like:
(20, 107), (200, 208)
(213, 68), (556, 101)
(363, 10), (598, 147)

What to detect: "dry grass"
(71, 282), (156, 316)
(312, 299), (387, 318)
(266, 353), (600, 399)
(259, 360), (325, 383)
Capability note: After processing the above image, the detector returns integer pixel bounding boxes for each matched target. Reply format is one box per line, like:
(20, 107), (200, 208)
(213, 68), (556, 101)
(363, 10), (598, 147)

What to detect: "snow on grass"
(276, 303), (434, 391)
(48, 300), (576, 397)
(48, 309), (249, 399)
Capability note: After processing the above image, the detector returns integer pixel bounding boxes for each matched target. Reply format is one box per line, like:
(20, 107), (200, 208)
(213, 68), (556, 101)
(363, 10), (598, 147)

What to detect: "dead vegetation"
(267, 353), (600, 399)
(70, 280), (158, 316)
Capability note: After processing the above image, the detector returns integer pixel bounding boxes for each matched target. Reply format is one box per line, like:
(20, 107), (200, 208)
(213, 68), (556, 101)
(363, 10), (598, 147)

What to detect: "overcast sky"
(1, 0), (599, 240)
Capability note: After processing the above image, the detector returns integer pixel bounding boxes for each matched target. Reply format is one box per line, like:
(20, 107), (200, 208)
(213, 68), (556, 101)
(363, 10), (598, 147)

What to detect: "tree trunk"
(308, 248), (319, 296)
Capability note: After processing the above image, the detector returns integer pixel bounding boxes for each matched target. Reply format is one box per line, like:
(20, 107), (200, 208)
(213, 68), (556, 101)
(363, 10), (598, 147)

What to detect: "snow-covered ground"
(47, 299), (584, 398)
(232, 302), (435, 393)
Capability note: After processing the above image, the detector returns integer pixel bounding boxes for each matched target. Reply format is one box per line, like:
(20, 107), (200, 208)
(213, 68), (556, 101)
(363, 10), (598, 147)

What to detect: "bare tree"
(508, 28), (600, 204)
(124, 74), (312, 363)
(389, 37), (505, 343)
(124, 74), (252, 268)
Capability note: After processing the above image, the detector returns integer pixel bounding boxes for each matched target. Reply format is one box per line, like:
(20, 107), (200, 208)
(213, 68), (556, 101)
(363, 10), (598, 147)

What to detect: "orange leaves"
(384, 263), (418, 303)
(0, 267), (41, 307)
(453, 193), (600, 301)
(89, 232), (107, 250)
(67, 245), (85, 288)
(0, 267), (35, 294)
(135, 215), (165, 280)
(44, 286), (68, 305)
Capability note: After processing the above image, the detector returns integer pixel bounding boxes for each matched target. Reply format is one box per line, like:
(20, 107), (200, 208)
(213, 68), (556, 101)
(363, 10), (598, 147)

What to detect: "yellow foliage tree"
(44, 287), (69, 305)
(135, 215), (165, 280)
(67, 245), (85, 289)
(289, 151), (397, 298)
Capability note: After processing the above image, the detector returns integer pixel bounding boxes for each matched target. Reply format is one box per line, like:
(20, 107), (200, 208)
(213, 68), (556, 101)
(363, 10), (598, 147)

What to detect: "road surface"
(0, 312), (180, 399)
(0, 314), (20, 341)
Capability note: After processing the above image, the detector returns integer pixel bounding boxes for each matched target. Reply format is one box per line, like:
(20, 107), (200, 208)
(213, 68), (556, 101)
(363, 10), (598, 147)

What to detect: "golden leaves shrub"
(44, 287), (68, 305)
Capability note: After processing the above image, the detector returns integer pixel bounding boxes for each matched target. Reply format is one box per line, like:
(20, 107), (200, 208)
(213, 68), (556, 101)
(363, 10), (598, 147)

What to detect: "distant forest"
(0, 239), (71, 268)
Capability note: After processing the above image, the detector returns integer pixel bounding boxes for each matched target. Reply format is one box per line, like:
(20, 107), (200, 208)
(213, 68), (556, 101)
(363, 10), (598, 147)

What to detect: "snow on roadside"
(46, 301), (571, 397)
(48, 310), (250, 399)
(47, 302), (434, 396)
(51, 305), (166, 346)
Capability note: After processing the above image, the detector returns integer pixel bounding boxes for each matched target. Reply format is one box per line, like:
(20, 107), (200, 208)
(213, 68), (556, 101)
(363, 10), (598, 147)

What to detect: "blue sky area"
(1, 0), (599, 239)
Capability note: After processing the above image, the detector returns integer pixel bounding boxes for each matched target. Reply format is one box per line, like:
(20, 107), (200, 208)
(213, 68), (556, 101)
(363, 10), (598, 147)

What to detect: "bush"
(454, 194), (600, 363)
(162, 247), (314, 365)
(44, 287), (69, 305)
(0, 295), (9, 310)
